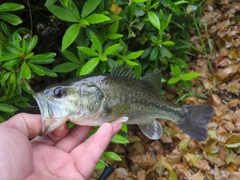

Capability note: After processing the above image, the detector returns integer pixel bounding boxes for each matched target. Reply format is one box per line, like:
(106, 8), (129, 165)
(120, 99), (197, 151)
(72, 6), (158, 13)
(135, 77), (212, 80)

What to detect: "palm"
(27, 125), (111, 180)
(30, 142), (84, 179)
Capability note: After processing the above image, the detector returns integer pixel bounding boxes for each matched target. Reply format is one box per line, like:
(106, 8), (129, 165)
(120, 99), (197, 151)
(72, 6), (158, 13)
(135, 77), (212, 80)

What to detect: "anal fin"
(138, 120), (163, 140)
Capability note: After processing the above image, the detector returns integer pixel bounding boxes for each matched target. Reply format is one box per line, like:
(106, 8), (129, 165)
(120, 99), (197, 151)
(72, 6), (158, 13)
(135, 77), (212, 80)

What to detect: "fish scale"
(33, 66), (214, 141)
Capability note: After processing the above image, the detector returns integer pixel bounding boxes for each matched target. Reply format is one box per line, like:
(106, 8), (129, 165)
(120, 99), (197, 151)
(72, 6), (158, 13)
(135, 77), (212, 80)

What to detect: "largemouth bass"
(33, 66), (214, 141)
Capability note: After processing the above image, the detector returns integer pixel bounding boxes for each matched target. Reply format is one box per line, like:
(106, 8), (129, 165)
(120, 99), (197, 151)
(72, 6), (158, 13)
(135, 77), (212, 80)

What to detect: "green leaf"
(164, 14), (172, 30)
(1, 72), (11, 82)
(62, 23), (81, 50)
(125, 59), (139, 66)
(104, 44), (119, 55)
(0, 13), (22, 25)
(81, 0), (102, 18)
(20, 62), (31, 79)
(95, 159), (107, 169)
(79, 19), (89, 25)
(2, 59), (20, 68)
(80, 57), (100, 75)
(226, 143), (240, 148)
(179, 139), (190, 150)
(90, 32), (102, 54)
(53, 62), (80, 73)
(21, 79), (34, 94)
(61, 50), (80, 64)
(12, 32), (22, 42)
(126, 50), (144, 59)
(169, 170), (178, 180)
(0, 103), (18, 113)
(111, 134), (129, 144)
(150, 46), (159, 61)
(1, 21), (11, 36)
(170, 64), (181, 76)
(147, 11), (160, 30)
(85, 14), (110, 24)
(47, 5), (79, 22)
(103, 152), (122, 161)
(181, 72), (200, 81)
(161, 0), (182, 15)
(27, 35), (38, 54)
(160, 46), (172, 58)
(0, 3), (24, 12)
(9, 73), (16, 84)
(40, 67), (58, 77)
(27, 62), (45, 76)
(77, 47), (99, 56)
(162, 41), (174, 46)
(121, 124), (128, 133)
(108, 21), (119, 34)
(106, 34), (123, 40)
(132, 0), (147, 3)
(30, 52), (56, 60)
(168, 77), (180, 84)
(45, 0), (57, 6)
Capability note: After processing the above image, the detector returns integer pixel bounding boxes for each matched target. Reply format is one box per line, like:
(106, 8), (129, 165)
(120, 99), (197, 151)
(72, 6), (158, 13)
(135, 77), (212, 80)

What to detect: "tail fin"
(178, 105), (214, 141)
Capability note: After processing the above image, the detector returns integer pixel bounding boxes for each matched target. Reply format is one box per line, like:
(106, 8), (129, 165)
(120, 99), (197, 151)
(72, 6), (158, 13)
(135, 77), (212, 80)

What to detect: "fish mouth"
(33, 93), (63, 135)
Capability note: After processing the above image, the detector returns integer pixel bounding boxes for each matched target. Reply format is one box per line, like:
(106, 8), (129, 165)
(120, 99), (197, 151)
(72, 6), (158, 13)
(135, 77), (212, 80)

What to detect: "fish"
(33, 66), (214, 141)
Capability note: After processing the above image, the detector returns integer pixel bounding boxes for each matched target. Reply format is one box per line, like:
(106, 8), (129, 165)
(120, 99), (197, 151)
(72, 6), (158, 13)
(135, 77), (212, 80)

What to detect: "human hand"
(0, 113), (122, 180)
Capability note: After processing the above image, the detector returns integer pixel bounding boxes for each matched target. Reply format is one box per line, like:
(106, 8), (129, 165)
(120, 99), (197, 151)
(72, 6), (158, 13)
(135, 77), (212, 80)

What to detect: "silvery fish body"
(33, 66), (214, 141)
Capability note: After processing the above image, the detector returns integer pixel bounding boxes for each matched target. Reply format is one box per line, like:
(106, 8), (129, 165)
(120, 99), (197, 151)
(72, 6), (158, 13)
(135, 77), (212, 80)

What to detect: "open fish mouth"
(33, 93), (62, 135)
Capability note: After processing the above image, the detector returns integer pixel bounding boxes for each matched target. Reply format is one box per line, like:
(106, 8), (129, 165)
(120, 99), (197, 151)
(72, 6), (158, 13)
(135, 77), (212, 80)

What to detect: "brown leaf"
(174, 164), (192, 180)
(196, 159), (211, 171)
(203, 151), (225, 166)
(138, 152), (155, 169)
(227, 99), (240, 109)
(209, 93), (222, 108)
(216, 64), (240, 80)
(136, 169), (147, 180)
(202, 79), (214, 90)
(225, 121), (234, 133)
(166, 152), (182, 165)
(115, 167), (128, 179)
(226, 134), (240, 144)
(192, 170), (204, 180)
(218, 145), (227, 161)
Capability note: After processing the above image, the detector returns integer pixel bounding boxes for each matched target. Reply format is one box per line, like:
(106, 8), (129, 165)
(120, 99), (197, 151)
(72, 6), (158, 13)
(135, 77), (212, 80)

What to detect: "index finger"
(73, 123), (122, 180)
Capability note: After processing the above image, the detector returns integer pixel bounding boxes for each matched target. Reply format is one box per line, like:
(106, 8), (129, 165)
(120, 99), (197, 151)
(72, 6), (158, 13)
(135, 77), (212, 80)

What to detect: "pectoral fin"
(138, 120), (163, 140)
(111, 116), (129, 123)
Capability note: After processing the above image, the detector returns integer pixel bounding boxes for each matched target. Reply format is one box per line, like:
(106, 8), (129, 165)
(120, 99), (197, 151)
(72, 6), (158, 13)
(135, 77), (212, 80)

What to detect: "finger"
(73, 123), (122, 180)
(54, 125), (92, 152)
(1, 113), (42, 138)
(32, 123), (69, 145)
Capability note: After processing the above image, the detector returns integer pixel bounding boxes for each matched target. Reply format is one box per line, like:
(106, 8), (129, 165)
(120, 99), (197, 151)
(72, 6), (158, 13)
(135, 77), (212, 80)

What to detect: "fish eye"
(53, 87), (65, 98)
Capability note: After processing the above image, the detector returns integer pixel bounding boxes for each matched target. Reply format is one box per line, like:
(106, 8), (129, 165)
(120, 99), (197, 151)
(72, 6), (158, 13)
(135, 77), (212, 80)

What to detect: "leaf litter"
(91, 0), (240, 179)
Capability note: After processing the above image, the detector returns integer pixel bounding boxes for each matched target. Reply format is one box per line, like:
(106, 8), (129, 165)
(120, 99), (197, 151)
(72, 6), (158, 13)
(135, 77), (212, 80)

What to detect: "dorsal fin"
(111, 65), (137, 78)
(141, 72), (162, 92)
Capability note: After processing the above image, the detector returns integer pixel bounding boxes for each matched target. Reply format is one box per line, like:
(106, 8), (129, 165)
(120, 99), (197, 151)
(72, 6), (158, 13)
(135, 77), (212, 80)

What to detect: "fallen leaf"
(115, 167), (128, 179)
(192, 170), (204, 180)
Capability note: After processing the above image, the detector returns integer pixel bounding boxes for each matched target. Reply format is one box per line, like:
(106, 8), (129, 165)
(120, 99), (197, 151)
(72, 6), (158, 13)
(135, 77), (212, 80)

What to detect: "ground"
(92, 0), (240, 179)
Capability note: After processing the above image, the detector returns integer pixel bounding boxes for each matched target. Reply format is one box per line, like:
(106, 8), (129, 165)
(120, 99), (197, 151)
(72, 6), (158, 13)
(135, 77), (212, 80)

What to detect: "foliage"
(0, 2), (57, 121)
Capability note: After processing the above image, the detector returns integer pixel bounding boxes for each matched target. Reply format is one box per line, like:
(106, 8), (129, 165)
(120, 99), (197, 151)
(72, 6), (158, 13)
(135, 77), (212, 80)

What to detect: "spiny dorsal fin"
(111, 65), (137, 78)
(141, 72), (162, 92)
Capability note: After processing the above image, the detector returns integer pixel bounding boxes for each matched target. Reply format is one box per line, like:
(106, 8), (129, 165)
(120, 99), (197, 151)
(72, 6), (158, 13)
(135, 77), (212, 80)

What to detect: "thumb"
(1, 113), (42, 138)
